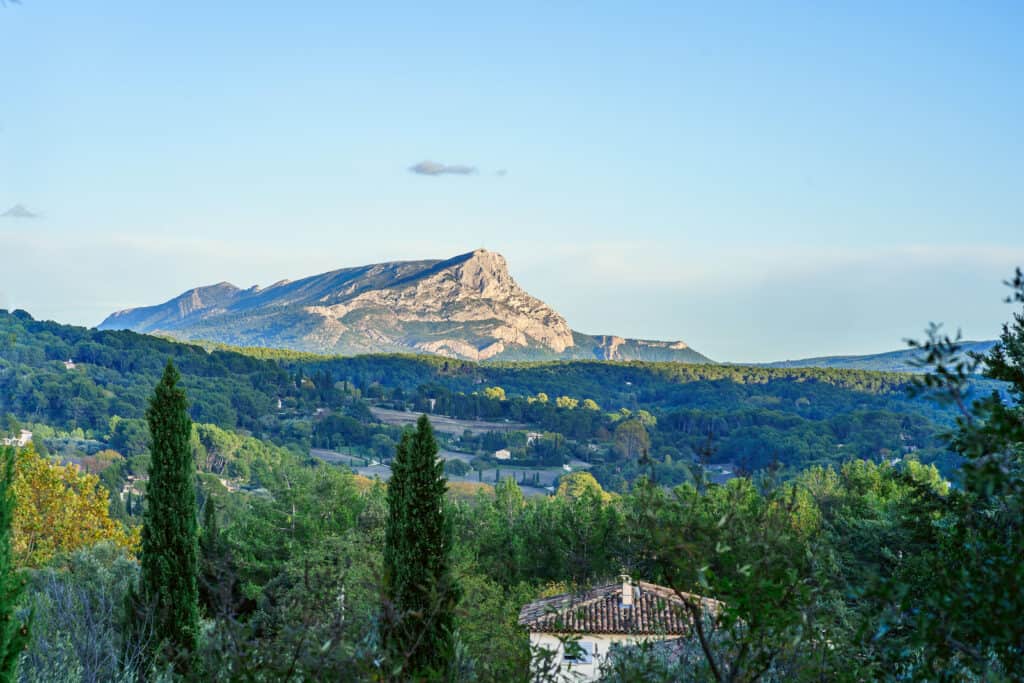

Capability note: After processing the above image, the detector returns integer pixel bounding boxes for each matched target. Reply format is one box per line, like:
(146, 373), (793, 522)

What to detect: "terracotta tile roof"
(518, 580), (722, 636)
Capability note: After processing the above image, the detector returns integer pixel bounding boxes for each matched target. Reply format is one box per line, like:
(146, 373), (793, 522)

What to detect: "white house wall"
(529, 632), (678, 682)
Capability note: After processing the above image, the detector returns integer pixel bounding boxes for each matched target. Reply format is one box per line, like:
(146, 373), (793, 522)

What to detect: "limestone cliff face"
(98, 249), (710, 363)
(298, 250), (575, 360)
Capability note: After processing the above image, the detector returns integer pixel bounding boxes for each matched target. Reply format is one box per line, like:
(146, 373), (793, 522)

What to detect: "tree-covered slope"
(2, 309), (973, 484)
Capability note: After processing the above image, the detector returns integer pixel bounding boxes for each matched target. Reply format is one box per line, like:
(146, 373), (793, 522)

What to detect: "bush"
(20, 543), (151, 683)
(444, 458), (471, 477)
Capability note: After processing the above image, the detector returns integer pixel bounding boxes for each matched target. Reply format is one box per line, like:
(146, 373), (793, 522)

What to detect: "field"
(309, 447), (590, 497)
(368, 406), (529, 435)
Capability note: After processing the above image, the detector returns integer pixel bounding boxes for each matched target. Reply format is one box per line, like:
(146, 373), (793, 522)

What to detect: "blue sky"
(1, 1), (1021, 362)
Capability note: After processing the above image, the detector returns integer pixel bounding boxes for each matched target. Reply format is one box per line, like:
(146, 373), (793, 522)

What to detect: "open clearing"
(369, 406), (529, 435)
(309, 446), (590, 497)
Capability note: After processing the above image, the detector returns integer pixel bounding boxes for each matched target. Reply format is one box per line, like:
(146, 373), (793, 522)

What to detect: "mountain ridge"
(756, 340), (997, 373)
(99, 249), (713, 364)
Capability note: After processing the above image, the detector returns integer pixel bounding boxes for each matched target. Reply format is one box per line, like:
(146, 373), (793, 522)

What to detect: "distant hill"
(98, 249), (713, 364)
(760, 340), (997, 373)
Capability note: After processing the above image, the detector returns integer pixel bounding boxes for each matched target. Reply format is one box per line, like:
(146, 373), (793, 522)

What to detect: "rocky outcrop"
(99, 249), (711, 363)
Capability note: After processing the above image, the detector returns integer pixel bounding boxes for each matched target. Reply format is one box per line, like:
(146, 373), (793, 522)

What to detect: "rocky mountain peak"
(98, 250), (710, 363)
(429, 249), (514, 298)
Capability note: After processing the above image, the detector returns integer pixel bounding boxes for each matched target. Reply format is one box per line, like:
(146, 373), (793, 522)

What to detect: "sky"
(1, 1), (1022, 362)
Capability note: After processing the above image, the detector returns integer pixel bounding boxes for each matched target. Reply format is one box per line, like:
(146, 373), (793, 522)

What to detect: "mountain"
(99, 249), (713, 363)
(759, 340), (997, 373)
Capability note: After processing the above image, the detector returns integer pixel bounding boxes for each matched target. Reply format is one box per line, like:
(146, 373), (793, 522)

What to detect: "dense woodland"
(0, 271), (1021, 681)
(0, 309), (979, 496)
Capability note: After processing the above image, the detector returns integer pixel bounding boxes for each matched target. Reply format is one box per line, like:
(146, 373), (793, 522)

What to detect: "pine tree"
(383, 415), (459, 679)
(140, 361), (199, 671)
(0, 447), (28, 683)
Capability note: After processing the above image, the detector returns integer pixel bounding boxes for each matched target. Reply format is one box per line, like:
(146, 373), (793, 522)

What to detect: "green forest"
(0, 272), (1021, 681)
(0, 307), (984, 497)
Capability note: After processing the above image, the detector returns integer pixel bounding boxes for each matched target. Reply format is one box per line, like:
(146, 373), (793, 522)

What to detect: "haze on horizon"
(1, 2), (1021, 363)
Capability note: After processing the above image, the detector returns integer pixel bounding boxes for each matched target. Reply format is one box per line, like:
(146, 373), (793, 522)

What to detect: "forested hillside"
(1, 271), (1021, 682)
(1, 309), (973, 490)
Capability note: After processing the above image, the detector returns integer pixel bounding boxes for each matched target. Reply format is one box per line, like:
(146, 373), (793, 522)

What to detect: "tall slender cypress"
(0, 447), (28, 683)
(198, 497), (227, 616)
(383, 415), (459, 678)
(141, 361), (199, 670)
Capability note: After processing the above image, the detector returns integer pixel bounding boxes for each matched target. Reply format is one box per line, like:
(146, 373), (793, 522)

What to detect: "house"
(1, 430), (32, 448)
(494, 448), (512, 461)
(64, 359), (76, 370)
(120, 474), (149, 500)
(518, 575), (721, 681)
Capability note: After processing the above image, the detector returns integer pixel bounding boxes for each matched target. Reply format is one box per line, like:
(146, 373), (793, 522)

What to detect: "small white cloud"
(1, 204), (38, 219)
(409, 160), (478, 176)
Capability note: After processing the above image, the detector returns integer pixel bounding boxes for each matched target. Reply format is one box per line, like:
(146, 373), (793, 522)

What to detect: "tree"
(635, 410), (657, 428)
(556, 471), (610, 502)
(614, 419), (650, 461)
(139, 361), (199, 672)
(198, 497), (228, 616)
(382, 415), (459, 679)
(0, 447), (28, 682)
(443, 458), (470, 477)
(12, 445), (137, 567)
(878, 269), (1024, 678)
(483, 386), (506, 401)
(629, 477), (825, 682)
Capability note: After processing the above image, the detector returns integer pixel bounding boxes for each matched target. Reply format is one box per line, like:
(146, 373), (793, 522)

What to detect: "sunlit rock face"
(99, 249), (710, 363)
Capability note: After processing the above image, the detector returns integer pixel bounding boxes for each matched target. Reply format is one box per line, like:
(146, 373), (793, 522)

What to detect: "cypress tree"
(198, 497), (231, 616)
(383, 415), (459, 678)
(0, 447), (28, 682)
(141, 361), (199, 670)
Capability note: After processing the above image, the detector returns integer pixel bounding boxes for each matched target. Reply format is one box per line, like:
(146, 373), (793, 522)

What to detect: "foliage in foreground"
(875, 269), (1024, 679)
(3, 271), (1023, 682)
(0, 447), (29, 683)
